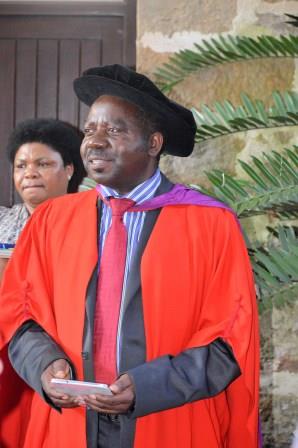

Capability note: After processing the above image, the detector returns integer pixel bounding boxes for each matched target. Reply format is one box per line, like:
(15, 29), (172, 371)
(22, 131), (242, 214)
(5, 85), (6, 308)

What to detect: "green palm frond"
(78, 177), (97, 192)
(285, 14), (298, 28)
(192, 146), (298, 217)
(154, 34), (298, 92)
(193, 91), (298, 142)
(251, 226), (298, 309)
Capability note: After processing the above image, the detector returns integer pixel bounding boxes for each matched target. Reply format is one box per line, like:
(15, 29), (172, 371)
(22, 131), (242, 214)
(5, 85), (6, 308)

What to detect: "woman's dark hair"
(6, 118), (86, 193)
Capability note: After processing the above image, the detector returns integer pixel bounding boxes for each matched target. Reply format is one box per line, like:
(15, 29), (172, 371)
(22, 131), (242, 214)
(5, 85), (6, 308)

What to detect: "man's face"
(80, 95), (162, 194)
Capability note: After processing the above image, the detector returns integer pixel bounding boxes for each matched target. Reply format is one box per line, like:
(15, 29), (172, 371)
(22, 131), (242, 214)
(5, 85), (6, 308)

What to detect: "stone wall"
(137, 0), (297, 187)
(137, 1), (298, 446)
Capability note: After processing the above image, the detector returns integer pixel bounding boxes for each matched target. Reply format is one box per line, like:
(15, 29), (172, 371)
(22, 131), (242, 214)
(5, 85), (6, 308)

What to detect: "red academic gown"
(0, 189), (259, 447)
(0, 345), (32, 447)
(0, 266), (32, 448)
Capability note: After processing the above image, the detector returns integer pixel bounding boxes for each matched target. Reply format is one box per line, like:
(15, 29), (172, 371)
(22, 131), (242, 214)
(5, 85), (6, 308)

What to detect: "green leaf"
(253, 263), (280, 287)
(254, 250), (290, 282)
(269, 250), (298, 278)
(257, 36), (276, 56)
(251, 156), (281, 187)
(250, 224), (298, 308)
(243, 117), (266, 127)
(229, 118), (251, 130)
(243, 36), (266, 57)
(266, 36), (289, 56)
(260, 36), (279, 56)
(277, 227), (290, 251)
(222, 175), (249, 197)
(279, 35), (297, 56)
(283, 91), (297, 113)
(191, 91), (298, 142)
(236, 40), (256, 58)
(272, 91), (288, 115)
(154, 34), (298, 92)
(271, 115), (297, 125)
(213, 101), (232, 122)
(255, 100), (269, 123)
(205, 146), (298, 217)
(210, 38), (235, 60)
(285, 147), (298, 166)
(206, 172), (236, 202)
(201, 104), (222, 125)
(238, 160), (268, 188)
(240, 93), (258, 117)
(272, 151), (298, 180)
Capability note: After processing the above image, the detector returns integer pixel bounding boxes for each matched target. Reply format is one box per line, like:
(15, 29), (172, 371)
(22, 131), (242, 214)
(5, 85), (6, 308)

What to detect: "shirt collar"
(98, 169), (161, 205)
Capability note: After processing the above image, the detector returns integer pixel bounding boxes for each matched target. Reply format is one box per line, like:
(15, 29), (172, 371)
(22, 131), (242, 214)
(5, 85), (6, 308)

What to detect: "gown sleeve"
(0, 200), (58, 349)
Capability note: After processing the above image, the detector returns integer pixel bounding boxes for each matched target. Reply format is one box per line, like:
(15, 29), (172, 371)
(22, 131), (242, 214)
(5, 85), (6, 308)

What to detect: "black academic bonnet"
(73, 64), (196, 157)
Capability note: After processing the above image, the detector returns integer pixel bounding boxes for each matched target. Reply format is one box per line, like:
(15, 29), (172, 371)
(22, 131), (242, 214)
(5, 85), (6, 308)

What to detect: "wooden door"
(0, 1), (136, 206)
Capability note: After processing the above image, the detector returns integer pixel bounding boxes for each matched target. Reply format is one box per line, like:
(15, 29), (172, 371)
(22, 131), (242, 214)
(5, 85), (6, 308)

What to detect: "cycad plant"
(192, 91), (298, 143)
(155, 34), (298, 92)
(196, 145), (298, 310)
(154, 28), (298, 311)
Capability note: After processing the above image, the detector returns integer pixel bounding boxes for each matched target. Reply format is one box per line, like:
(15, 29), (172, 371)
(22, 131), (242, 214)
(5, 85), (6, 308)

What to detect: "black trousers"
(97, 414), (121, 448)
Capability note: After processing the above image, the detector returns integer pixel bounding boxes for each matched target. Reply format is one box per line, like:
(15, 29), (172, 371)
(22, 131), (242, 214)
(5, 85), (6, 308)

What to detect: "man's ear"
(147, 132), (164, 158)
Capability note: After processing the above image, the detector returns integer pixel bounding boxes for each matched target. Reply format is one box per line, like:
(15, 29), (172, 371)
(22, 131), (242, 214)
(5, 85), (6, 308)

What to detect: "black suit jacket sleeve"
(127, 337), (240, 418)
(9, 323), (240, 416)
(8, 320), (75, 405)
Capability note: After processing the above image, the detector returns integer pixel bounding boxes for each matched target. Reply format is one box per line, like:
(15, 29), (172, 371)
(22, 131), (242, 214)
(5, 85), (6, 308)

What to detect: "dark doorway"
(0, 1), (136, 206)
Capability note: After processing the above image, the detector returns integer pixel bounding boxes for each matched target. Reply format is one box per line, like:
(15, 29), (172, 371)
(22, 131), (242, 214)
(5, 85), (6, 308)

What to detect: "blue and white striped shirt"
(98, 169), (162, 367)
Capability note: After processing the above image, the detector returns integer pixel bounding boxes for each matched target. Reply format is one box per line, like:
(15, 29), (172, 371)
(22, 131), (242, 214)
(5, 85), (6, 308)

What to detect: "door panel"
(37, 40), (59, 118)
(15, 39), (38, 122)
(79, 39), (102, 128)
(0, 1), (136, 206)
(0, 39), (15, 205)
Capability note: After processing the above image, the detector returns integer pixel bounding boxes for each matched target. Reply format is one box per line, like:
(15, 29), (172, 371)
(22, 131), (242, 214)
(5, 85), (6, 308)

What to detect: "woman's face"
(13, 142), (74, 213)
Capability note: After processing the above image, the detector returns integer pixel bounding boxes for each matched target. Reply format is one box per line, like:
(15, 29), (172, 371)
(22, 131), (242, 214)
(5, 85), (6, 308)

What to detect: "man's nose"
(87, 128), (109, 148)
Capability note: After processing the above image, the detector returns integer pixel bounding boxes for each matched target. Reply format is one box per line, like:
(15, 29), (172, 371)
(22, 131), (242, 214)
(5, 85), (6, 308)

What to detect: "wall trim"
(0, 2), (127, 16)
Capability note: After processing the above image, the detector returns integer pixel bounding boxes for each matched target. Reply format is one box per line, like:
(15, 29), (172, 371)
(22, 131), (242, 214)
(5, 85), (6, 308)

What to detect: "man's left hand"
(79, 373), (135, 414)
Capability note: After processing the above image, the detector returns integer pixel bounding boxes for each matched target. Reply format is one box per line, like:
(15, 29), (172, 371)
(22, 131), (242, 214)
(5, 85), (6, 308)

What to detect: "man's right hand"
(41, 358), (78, 408)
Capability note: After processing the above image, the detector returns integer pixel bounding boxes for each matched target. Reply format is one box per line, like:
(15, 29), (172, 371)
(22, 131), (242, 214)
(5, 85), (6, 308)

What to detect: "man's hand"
(41, 358), (78, 408)
(80, 373), (135, 414)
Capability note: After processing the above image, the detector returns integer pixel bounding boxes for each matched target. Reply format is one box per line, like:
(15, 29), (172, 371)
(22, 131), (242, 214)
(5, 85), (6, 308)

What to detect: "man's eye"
(84, 128), (93, 135)
(39, 162), (51, 167)
(15, 164), (25, 169)
(108, 127), (120, 134)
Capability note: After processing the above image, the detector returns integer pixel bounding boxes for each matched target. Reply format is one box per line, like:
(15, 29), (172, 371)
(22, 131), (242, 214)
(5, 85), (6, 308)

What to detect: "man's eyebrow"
(84, 118), (129, 130)
(110, 118), (127, 127)
(84, 120), (96, 127)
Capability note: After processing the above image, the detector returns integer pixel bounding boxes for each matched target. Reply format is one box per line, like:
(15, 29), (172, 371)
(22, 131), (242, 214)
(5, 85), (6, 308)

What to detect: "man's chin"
(87, 169), (111, 185)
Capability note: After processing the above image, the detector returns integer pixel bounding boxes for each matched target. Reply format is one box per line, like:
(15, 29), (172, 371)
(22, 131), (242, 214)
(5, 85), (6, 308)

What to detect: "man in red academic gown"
(0, 65), (260, 447)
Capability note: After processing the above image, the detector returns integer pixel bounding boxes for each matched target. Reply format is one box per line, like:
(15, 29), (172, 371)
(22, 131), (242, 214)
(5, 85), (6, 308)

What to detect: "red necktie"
(93, 197), (135, 384)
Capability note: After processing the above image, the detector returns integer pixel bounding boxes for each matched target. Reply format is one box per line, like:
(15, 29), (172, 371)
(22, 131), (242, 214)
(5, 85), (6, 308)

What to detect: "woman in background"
(0, 118), (85, 273)
(0, 118), (85, 448)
